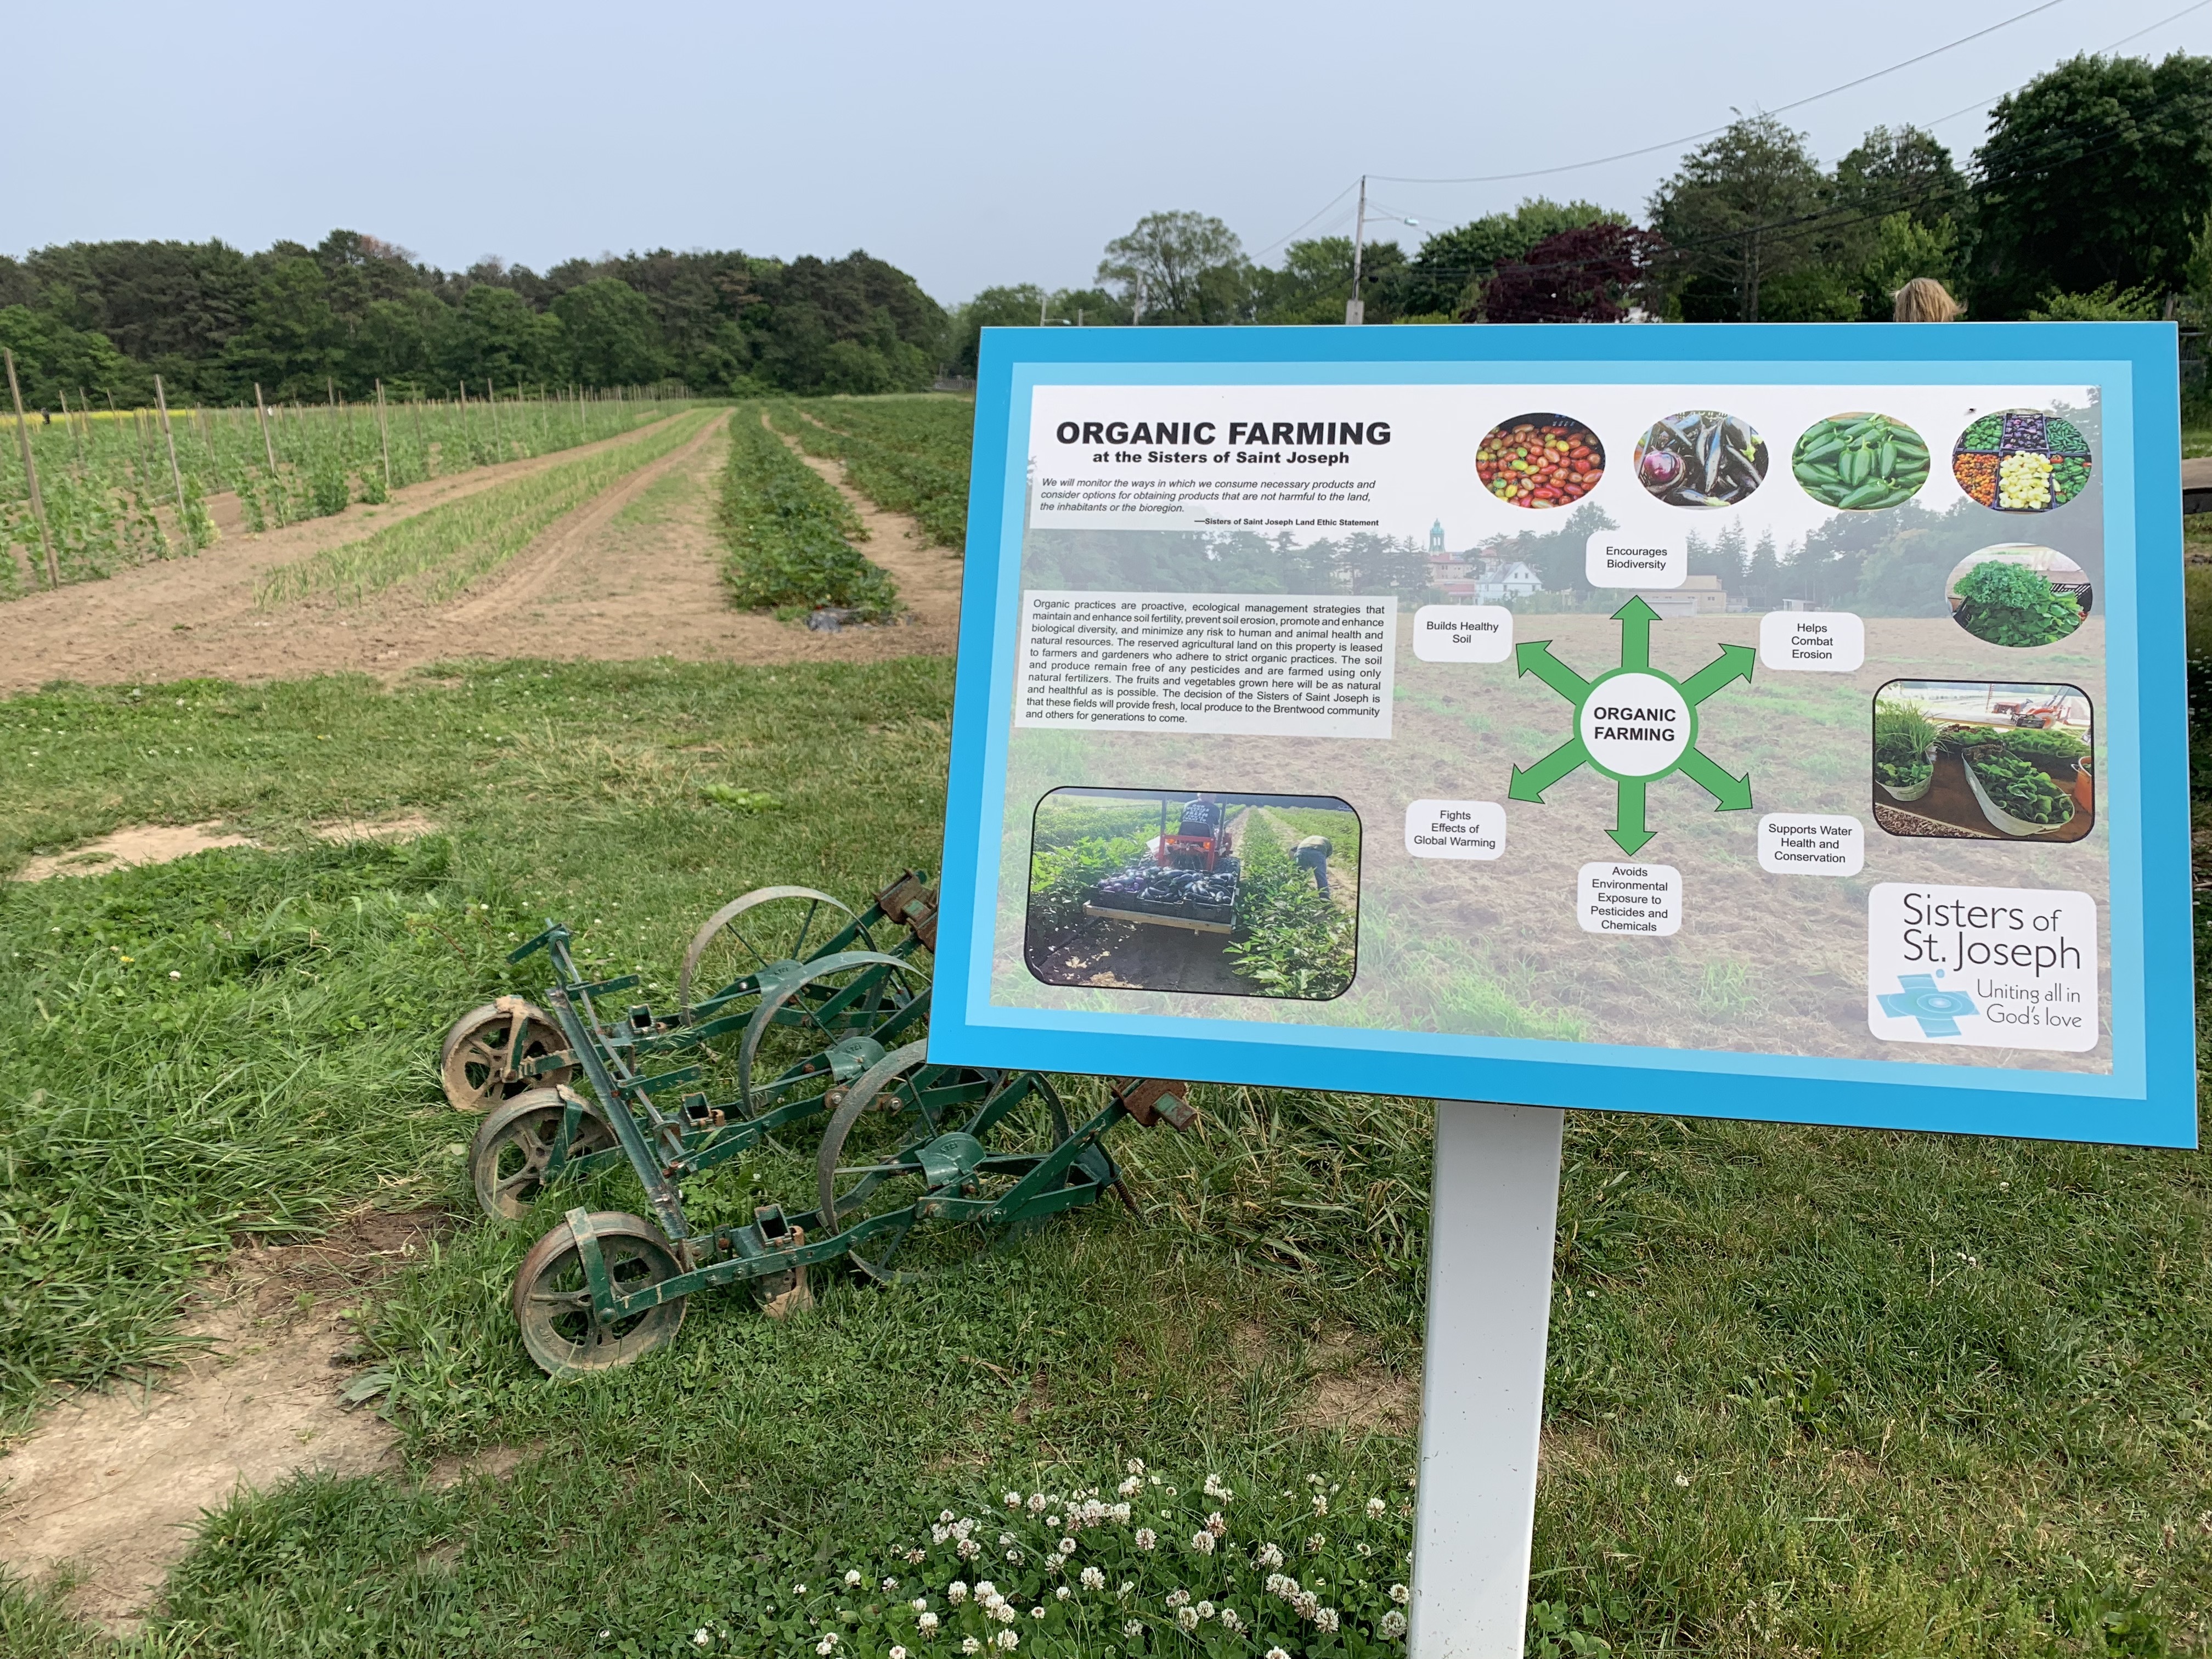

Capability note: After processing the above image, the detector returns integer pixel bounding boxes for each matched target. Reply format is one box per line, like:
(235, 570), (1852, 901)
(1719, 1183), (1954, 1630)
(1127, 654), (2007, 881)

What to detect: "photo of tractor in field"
(1023, 787), (1360, 999)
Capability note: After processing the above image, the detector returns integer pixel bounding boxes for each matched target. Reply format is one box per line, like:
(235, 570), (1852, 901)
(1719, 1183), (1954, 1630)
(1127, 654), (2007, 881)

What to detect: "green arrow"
(1679, 746), (1754, 810)
(1612, 595), (1658, 672)
(1508, 736), (1589, 803)
(1607, 777), (1655, 856)
(1680, 642), (1756, 706)
(1514, 640), (1590, 704)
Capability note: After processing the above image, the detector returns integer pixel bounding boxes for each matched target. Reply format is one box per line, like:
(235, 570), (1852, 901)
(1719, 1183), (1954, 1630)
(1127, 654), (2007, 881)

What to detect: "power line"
(1926, 0), (2212, 129)
(1367, 0), (2070, 186)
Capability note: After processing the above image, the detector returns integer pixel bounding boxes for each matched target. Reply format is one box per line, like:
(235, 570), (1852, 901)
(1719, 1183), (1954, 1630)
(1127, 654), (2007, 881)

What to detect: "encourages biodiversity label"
(934, 326), (2194, 1147)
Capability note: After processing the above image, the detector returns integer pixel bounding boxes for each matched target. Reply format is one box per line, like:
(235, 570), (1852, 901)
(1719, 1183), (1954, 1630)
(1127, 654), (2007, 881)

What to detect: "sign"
(932, 323), (2194, 1149)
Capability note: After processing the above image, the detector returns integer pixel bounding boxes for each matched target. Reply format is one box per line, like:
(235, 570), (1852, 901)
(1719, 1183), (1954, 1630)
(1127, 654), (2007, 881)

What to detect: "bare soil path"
(772, 414), (963, 644)
(0, 409), (963, 695)
(0, 1210), (445, 1632)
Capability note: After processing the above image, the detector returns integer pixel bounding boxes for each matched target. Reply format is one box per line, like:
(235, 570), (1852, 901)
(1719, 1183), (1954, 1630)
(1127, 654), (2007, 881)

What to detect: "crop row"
(770, 397), (972, 549)
(0, 387), (692, 600)
(255, 409), (716, 608)
(716, 410), (899, 619)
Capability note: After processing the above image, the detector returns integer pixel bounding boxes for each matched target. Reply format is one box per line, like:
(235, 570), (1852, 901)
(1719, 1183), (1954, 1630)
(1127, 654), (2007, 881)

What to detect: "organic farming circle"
(1578, 670), (1695, 781)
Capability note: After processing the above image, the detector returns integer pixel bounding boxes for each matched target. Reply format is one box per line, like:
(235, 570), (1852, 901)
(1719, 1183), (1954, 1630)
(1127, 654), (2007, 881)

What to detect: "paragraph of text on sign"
(1015, 591), (1396, 739)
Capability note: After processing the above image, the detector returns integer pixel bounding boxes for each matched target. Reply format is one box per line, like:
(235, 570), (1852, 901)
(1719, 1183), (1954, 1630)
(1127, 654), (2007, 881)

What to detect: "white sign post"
(1409, 1099), (1566, 1656)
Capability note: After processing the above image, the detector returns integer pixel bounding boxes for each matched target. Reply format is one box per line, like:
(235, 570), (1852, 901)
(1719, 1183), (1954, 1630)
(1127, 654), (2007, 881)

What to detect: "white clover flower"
(1124, 1622), (1144, 1639)
(1166, 1590), (1190, 1609)
(1256, 1543), (1284, 1568)
(1176, 1606), (1199, 1632)
(844, 1570), (863, 1586)
(911, 1598), (929, 1613)
(1674, 1472), (1692, 1488)
(1027, 1493), (1047, 1514)
(1195, 1600), (1215, 1620)
(1267, 1648), (1291, 1659)
(920, 1612), (940, 1633)
(1367, 1497), (1386, 1519)
(1005, 1549), (1023, 1565)
(1117, 1475), (1142, 1498)
(909, 1549), (928, 1565)
(1045, 1516), (1060, 1530)
(998, 1532), (1015, 1547)
(1316, 1607), (1341, 1633)
(1357, 1543), (1373, 1558)
(693, 1632), (710, 1648)
(1031, 1606), (1047, 1621)
(1111, 1503), (1131, 1523)
(992, 1604), (1016, 1625)
(1081, 1567), (1105, 1590)
(932, 1526), (950, 1544)
(1149, 1475), (1162, 1486)
(891, 1648), (909, 1659)
(994, 1629), (1018, 1650)
(1058, 1537), (1076, 1555)
(1056, 1586), (1071, 1602)
(1204, 1473), (1233, 1501)
(1135, 1528), (1156, 1551)
(962, 1641), (982, 1656)
(1205, 1511), (1227, 1537)
(1190, 1532), (1216, 1556)
(941, 1510), (957, 1525)
(1265, 1573), (1294, 1598)
(957, 1539), (980, 1561)
(1306, 1533), (1327, 1554)
(1312, 1494), (1329, 1516)
(949, 1582), (969, 1604)
(1126, 1458), (1145, 1475)
(1329, 1483), (1340, 1494)
(816, 1643), (836, 1657)
(1293, 1591), (1319, 1619)
(885, 1577), (901, 1592)
(1389, 1582), (1409, 1605)
(975, 1582), (997, 1602)
(1220, 1608), (1245, 1633)
(1006, 1492), (1022, 1508)
(1381, 1610), (1408, 1638)
(793, 1584), (809, 1595)
(1119, 1582), (1135, 1598)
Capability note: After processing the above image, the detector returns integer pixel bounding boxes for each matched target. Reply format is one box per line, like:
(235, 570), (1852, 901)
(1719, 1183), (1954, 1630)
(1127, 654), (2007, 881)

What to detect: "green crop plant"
(1872, 699), (1938, 790)
(1026, 833), (1146, 936)
(2001, 725), (2089, 762)
(717, 410), (899, 619)
(1225, 816), (1357, 1000)
(1967, 749), (2077, 826)
(2, 391), (693, 597)
(771, 396), (972, 548)
(255, 410), (714, 607)
(1952, 558), (2084, 647)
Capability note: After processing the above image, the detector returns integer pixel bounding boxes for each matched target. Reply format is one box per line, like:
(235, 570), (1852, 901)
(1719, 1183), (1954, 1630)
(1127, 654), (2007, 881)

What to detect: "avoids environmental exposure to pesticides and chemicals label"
(931, 326), (2194, 1148)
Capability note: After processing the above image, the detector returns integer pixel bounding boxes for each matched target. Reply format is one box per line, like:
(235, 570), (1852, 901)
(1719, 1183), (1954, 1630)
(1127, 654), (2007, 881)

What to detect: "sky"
(6, 0), (2207, 307)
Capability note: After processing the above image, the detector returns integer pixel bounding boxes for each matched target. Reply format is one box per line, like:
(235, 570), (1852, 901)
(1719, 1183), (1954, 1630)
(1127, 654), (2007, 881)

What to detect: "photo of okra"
(1791, 413), (1929, 510)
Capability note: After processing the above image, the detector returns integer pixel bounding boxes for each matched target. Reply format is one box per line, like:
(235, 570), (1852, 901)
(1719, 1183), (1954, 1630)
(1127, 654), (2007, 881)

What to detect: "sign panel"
(932, 323), (2195, 1147)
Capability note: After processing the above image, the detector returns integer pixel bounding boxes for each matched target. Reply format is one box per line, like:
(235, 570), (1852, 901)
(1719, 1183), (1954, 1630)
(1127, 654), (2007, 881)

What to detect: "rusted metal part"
(1111, 1076), (1198, 1131)
(876, 870), (940, 950)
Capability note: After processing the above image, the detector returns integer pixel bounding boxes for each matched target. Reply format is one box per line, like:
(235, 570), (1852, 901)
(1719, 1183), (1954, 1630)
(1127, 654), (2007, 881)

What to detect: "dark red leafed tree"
(1473, 224), (1666, 323)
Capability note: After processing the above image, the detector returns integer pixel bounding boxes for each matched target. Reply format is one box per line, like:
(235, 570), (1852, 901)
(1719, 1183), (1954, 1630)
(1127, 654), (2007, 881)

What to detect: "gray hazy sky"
(8, 1), (2206, 305)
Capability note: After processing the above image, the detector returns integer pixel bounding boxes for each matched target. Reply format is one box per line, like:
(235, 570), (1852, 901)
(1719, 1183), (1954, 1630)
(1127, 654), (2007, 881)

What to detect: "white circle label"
(1578, 672), (1691, 778)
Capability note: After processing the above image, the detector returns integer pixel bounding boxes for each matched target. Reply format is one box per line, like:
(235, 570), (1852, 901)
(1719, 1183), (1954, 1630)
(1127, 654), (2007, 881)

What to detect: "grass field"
(1, 657), (2208, 1656)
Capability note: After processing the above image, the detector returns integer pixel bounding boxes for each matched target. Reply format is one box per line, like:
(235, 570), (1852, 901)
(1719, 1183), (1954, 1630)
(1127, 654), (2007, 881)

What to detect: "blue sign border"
(930, 322), (2196, 1149)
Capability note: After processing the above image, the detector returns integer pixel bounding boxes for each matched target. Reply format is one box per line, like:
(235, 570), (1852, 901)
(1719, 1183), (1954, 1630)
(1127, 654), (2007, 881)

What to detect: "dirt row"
(0, 410), (963, 695)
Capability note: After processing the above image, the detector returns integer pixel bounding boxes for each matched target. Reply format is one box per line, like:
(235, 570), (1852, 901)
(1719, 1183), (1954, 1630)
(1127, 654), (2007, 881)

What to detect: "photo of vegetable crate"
(1950, 409), (2093, 512)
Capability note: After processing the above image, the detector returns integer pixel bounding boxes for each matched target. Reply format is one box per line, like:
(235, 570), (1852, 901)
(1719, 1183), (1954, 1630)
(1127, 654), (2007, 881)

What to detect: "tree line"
(2, 51), (2204, 416)
(955, 52), (2211, 362)
(0, 234), (948, 409)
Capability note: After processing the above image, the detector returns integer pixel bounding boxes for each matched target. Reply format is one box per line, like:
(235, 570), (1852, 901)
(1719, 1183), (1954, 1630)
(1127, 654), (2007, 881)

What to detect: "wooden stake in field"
(4, 348), (61, 590)
(375, 379), (392, 492)
(253, 382), (278, 471)
(153, 374), (191, 554)
(485, 379), (502, 456)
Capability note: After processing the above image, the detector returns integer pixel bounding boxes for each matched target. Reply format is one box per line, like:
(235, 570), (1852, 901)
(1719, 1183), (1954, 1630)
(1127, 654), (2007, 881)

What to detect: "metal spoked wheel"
(511, 1211), (686, 1376)
(678, 886), (877, 1009)
(439, 998), (572, 1111)
(816, 1043), (1071, 1285)
(469, 1088), (617, 1222)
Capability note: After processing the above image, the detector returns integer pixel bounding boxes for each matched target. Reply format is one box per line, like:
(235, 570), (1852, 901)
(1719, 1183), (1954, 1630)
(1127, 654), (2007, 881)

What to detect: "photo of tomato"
(1476, 414), (1605, 510)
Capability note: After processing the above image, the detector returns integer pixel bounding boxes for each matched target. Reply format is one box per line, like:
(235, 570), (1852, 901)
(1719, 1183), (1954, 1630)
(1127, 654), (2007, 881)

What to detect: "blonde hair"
(1893, 278), (1962, 323)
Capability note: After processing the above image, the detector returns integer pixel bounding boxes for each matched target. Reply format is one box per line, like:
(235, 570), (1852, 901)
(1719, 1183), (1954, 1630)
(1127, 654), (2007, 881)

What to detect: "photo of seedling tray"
(1950, 409), (2093, 513)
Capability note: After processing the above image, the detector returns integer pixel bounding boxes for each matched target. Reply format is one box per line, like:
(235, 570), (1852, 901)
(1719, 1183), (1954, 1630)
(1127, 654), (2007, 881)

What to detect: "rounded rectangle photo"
(1871, 680), (2093, 843)
(1024, 787), (1361, 1000)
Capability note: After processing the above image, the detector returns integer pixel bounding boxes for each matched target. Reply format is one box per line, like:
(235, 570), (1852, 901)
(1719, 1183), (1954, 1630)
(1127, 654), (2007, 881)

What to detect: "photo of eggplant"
(1792, 412), (1930, 510)
(1631, 410), (1769, 508)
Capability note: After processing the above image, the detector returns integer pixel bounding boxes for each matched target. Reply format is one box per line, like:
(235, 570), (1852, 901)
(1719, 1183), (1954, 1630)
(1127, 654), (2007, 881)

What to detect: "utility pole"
(1040, 292), (1048, 327)
(1347, 175), (1368, 326)
(1133, 274), (1146, 327)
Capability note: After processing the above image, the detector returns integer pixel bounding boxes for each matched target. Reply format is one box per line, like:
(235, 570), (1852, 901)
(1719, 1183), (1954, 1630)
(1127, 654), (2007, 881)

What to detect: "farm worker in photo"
(1294, 833), (1334, 896)
(1893, 278), (1962, 321)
